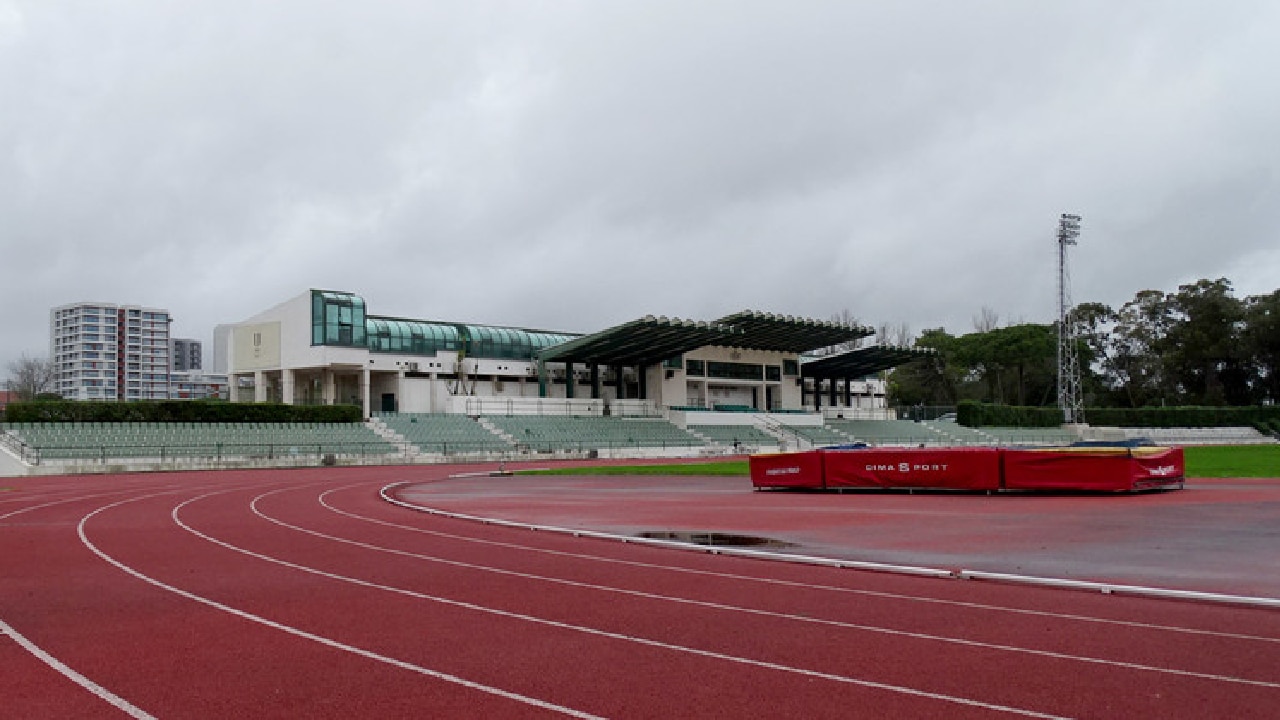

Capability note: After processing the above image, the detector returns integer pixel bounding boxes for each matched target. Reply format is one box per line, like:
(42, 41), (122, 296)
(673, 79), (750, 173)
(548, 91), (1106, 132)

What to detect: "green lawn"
(517, 446), (1279, 479)
(1183, 445), (1280, 478)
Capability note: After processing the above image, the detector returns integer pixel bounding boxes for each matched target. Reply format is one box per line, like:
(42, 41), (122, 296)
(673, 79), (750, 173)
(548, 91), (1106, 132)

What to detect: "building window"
(311, 290), (367, 347)
(706, 361), (764, 381)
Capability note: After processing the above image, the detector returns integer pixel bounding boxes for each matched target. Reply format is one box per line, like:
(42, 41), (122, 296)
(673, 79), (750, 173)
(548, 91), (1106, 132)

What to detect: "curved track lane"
(2, 466), (1278, 718)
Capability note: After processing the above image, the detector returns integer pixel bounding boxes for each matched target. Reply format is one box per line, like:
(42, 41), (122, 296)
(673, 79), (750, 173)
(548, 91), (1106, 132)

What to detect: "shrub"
(3, 400), (362, 424)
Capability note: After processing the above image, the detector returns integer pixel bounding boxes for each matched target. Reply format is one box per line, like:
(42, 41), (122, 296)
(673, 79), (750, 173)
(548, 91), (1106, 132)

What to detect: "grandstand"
(825, 419), (950, 447)
(921, 421), (997, 446)
(375, 413), (511, 454)
(1, 422), (396, 462)
(483, 415), (702, 453)
(785, 424), (855, 447)
(686, 424), (780, 449)
(977, 427), (1079, 446)
(1120, 426), (1276, 446)
(5, 413), (1277, 475)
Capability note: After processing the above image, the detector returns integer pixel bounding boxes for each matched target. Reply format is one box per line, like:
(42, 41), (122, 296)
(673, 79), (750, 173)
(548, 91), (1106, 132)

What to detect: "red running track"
(2, 465), (1279, 718)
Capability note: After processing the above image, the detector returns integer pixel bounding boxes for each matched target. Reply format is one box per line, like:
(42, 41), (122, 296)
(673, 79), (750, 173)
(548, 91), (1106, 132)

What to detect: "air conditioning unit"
(408, 362), (419, 371)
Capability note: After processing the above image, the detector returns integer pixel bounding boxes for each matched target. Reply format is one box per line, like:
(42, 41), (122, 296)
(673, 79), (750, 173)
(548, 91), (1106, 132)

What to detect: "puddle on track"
(636, 531), (797, 549)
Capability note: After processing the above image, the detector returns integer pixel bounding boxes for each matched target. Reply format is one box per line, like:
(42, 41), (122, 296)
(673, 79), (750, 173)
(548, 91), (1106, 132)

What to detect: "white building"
(223, 289), (916, 419)
(50, 302), (172, 401)
(169, 371), (229, 400)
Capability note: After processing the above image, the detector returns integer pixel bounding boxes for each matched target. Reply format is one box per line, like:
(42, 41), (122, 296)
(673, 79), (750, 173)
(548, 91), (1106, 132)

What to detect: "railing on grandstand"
(508, 438), (704, 454)
(19, 441), (403, 466)
(399, 438), (706, 455)
(0, 430), (35, 464)
(460, 397), (610, 417)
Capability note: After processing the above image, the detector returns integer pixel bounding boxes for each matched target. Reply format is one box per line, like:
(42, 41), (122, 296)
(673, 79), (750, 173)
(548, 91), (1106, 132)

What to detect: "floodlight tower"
(1056, 213), (1085, 424)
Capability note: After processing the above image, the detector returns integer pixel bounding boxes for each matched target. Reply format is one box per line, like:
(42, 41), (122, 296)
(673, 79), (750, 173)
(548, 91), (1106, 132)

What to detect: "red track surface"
(3, 465), (1280, 718)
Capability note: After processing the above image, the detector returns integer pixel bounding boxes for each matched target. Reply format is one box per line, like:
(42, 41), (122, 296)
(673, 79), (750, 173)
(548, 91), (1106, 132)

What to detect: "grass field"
(518, 446), (1278, 479)
(1182, 445), (1280, 478)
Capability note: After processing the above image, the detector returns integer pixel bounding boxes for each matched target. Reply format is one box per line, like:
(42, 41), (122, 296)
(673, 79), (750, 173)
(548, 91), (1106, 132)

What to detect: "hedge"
(3, 400), (362, 424)
(956, 401), (1062, 427)
(957, 401), (1280, 428)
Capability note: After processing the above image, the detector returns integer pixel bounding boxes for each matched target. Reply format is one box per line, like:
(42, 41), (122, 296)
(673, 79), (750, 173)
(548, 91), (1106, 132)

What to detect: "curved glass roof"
(459, 325), (578, 360)
(367, 318), (461, 355)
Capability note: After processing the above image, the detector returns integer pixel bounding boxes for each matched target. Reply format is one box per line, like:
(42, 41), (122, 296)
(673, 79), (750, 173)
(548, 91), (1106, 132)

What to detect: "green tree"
(1109, 289), (1173, 407)
(1242, 289), (1280, 403)
(1068, 301), (1117, 405)
(886, 328), (959, 405)
(1160, 278), (1245, 405)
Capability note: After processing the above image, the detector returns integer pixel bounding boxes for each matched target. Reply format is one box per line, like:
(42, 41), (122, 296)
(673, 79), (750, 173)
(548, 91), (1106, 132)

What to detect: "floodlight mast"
(1056, 213), (1085, 424)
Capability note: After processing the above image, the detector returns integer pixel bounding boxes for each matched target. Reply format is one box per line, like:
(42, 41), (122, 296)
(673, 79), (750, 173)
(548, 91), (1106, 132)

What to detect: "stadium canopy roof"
(537, 310), (871, 366)
(800, 346), (933, 379)
(536, 316), (739, 366)
(713, 311), (873, 353)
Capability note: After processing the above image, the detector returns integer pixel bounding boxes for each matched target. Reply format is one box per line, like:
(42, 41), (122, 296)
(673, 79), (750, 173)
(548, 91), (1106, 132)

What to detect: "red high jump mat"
(1001, 446), (1185, 492)
(750, 446), (1184, 493)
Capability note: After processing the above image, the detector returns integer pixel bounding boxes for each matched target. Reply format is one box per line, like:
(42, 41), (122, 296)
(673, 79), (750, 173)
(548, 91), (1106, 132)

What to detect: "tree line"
(889, 278), (1280, 409)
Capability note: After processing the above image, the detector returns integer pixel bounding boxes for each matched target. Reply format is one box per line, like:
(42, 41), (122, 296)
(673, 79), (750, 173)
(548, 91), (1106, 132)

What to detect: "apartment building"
(50, 302), (172, 401)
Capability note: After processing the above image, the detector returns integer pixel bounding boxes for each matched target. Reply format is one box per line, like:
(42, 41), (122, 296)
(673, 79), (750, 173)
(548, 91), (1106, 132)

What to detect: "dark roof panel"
(800, 346), (933, 378)
(539, 310), (879, 366)
(713, 310), (872, 353)
(537, 316), (739, 365)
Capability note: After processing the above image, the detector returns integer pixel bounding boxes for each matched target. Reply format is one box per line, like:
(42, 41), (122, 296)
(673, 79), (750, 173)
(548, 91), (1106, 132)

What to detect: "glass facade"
(310, 291), (579, 359)
(367, 318), (461, 355)
(312, 291), (367, 347)
(459, 325), (577, 360)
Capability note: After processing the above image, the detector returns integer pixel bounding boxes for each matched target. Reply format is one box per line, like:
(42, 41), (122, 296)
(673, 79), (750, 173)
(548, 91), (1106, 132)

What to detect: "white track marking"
(245, 487), (1280, 690)
(1, 487), (180, 521)
(171, 489), (1071, 719)
(339, 483), (1280, 645)
(1, 619), (156, 719)
(76, 491), (601, 719)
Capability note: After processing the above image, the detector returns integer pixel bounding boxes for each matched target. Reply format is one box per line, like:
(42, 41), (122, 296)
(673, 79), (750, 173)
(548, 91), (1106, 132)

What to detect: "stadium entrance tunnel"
(636, 531), (797, 549)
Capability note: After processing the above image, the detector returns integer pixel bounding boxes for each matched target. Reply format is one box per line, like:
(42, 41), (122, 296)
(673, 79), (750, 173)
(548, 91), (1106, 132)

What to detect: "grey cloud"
(3, 1), (1278, 372)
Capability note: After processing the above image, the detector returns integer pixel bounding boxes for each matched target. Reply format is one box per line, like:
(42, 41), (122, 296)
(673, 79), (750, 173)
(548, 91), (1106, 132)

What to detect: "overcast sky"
(3, 1), (1278, 373)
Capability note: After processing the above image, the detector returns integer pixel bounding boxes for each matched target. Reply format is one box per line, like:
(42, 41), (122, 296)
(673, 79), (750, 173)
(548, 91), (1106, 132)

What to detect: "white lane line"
(1, 619), (156, 720)
(172, 489), (1069, 719)
(251, 487), (1280, 690)
(353, 483), (1280, 645)
(957, 570), (1280, 608)
(1, 487), (179, 521)
(76, 493), (603, 720)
